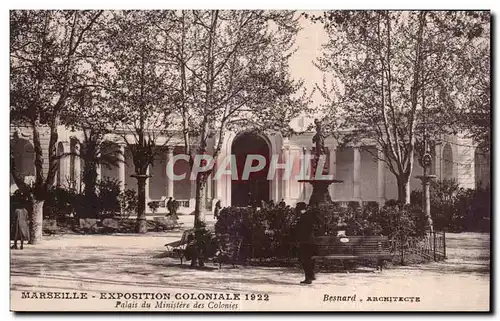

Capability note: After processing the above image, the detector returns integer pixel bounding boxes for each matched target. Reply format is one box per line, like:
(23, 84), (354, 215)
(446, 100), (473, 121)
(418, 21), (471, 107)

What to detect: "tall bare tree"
(153, 10), (310, 234)
(64, 88), (124, 218)
(102, 11), (177, 233)
(10, 10), (103, 243)
(314, 11), (490, 205)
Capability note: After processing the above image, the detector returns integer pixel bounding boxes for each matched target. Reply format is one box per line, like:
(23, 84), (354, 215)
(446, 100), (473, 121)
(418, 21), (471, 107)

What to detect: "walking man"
(295, 203), (316, 284)
(166, 197), (173, 216)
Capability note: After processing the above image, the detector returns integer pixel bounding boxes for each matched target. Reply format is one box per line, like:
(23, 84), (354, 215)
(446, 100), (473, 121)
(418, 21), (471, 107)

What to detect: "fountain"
(298, 119), (343, 206)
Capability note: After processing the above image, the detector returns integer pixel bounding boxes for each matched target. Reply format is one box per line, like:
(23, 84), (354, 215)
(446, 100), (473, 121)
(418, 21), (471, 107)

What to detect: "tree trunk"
(396, 175), (411, 204)
(190, 176), (208, 268)
(135, 175), (148, 233)
(194, 177), (207, 228)
(83, 162), (99, 219)
(29, 199), (44, 244)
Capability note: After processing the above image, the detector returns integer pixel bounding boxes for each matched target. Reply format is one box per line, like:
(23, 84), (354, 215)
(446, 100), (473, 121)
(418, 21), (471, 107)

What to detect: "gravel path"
(10, 217), (490, 312)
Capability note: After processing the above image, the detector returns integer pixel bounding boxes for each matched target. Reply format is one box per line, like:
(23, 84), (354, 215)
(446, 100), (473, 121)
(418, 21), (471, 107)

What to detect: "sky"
(288, 12), (329, 131)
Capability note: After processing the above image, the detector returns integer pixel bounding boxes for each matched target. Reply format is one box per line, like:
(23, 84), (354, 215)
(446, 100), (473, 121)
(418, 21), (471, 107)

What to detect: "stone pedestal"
(298, 179), (343, 207)
(416, 174), (437, 233)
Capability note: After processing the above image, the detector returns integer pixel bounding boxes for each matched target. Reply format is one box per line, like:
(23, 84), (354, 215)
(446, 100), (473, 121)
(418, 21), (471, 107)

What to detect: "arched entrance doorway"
(231, 133), (270, 207)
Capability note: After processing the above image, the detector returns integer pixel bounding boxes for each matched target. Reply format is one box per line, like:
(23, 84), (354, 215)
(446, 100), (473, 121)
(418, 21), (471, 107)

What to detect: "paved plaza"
(10, 214), (490, 311)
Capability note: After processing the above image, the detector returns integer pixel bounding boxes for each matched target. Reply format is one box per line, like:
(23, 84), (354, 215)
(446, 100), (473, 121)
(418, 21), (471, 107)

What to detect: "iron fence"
(391, 231), (446, 264)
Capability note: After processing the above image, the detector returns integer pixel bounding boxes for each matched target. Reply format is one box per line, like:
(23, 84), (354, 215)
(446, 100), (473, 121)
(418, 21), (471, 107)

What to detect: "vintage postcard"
(9, 9), (491, 312)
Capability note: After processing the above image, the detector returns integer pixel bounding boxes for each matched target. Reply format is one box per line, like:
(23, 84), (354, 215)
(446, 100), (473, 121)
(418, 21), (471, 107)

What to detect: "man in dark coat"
(166, 197), (173, 216)
(11, 208), (29, 250)
(213, 200), (221, 219)
(295, 203), (316, 284)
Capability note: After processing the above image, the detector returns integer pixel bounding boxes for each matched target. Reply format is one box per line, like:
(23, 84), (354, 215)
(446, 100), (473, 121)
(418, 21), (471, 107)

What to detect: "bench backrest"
(154, 216), (178, 224)
(180, 229), (195, 243)
(154, 217), (167, 224)
(102, 218), (119, 229)
(79, 218), (97, 229)
(43, 219), (58, 230)
(313, 235), (391, 256)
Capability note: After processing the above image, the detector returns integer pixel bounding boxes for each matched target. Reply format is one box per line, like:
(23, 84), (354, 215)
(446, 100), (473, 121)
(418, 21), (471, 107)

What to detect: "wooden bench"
(164, 229), (194, 264)
(101, 218), (119, 233)
(43, 219), (58, 235)
(154, 216), (183, 231)
(79, 218), (99, 234)
(312, 235), (393, 271)
(213, 235), (244, 268)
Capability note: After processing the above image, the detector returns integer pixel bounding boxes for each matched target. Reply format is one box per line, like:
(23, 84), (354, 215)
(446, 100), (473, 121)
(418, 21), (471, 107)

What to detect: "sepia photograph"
(8, 7), (491, 312)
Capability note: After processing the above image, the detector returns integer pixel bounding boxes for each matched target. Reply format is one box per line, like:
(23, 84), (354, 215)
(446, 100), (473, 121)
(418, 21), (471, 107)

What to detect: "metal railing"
(391, 231), (446, 263)
(150, 199), (191, 208)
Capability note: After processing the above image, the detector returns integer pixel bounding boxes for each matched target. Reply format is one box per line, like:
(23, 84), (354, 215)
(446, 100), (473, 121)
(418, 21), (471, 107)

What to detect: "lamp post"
(415, 56), (436, 234)
(416, 148), (436, 233)
(415, 80), (436, 233)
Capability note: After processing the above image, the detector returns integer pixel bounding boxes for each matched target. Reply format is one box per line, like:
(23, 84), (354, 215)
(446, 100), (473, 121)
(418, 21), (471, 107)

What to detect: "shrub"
(184, 222), (219, 263)
(215, 201), (428, 264)
(148, 201), (160, 214)
(311, 203), (384, 237)
(43, 187), (78, 219)
(465, 186), (491, 232)
(411, 179), (491, 232)
(10, 188), (33, 213)
(215, 204), (300, 260)
(97, 178), (121, 217)
(118, 189), (138, 219)
(378, 204), (422, 240)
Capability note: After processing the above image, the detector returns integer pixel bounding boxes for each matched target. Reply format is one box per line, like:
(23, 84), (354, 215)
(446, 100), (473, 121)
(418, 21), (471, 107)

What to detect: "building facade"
(10, 124), (490, 213)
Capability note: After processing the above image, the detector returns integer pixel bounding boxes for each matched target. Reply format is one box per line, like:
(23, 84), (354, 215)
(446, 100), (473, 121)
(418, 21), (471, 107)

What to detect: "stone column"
(377, 148), (386, 203)
(213, 153), (222, 203)
(190, 173), (196, 208)
(60, 142), (71, 188)
(206, 173), (212, 205)
(145, 165), (150, 202)
(166, 147), (174, 198)
(328, 147), (337, 200)
(74, 144), (81, 191)
(304, 147), (312, 201)
(282, 146), (290, 203)
(353, 146), (361, 200)
(118, 144), (126, 192)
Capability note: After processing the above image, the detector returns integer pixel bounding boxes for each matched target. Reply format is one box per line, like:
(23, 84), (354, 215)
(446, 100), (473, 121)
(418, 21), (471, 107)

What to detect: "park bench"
(79, 218), (99, 234)
(154, 216), (183, 231)
(42, 219), (58, 235)
(213, 235), (245, 268)
(101, 218), (119, 233)
(312, 235), (393, 271)
(164, 229), (194, 264)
